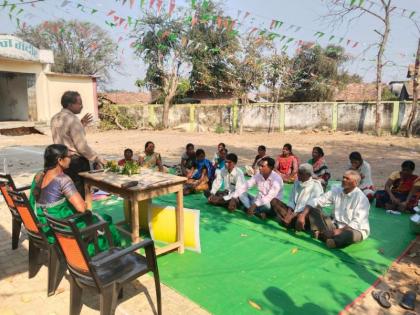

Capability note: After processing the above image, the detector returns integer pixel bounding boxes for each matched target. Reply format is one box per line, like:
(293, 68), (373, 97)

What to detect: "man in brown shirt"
(51, 91), (106, 198)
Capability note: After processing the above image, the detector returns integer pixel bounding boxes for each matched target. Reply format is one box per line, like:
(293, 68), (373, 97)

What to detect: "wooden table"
(79, 169), (187, 255)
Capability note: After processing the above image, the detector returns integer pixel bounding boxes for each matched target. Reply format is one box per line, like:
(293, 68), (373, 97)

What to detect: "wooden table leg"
(84, 182), (92, 210)
(176, 187), (184, 253)
(131, 196), (140, 243)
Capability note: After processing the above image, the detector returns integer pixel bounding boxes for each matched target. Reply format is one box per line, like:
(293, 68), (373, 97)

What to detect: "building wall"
(0, 72), (29, 120)
(0, 58), (97, 123)
(0, 58), (45, 121)
(45, 74), (96, 123)
(106, 101), (419, 135)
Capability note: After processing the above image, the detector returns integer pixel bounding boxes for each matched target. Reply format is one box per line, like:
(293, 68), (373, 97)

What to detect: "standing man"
(51, 91), (106, 198)
(231, 157), (283, 219)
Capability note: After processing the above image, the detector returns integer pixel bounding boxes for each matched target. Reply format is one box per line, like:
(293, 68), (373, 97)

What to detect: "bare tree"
(406, 21), (420, 137)
(325, 0), (395, 136)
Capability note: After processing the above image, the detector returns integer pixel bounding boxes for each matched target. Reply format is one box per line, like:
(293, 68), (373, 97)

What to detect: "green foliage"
(99, 104), (138, 130)
(186, 0), (240, 95)
(106, 160), (140, 176)
(264, 52), (294, 102)
(215, 124), (225, 133)
(16, 19), (120, 83)
(231, 36), (269, 103)
(290, 44), (358, 101)
(131, 12), (185, 94)
(381, 86), (399, 101)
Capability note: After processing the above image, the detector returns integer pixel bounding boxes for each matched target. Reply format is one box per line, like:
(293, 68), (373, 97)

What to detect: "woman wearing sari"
(375, 160), (420, 212)
(139, 141), (164, 172)
(308, 146), (331, 190)
(30, 144), (124, 256)
(184, 149), (215, 195)
(274, 143), (299, 183)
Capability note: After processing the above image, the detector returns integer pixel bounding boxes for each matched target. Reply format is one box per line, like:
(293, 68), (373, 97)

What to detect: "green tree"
(232, 35), (269, 133)
(132, 11), (187, 128)
(290, 44), (357, 101)
(16, 19), (120, 83)
(264, 51), (294, 102)
(186, 0), (239, 95)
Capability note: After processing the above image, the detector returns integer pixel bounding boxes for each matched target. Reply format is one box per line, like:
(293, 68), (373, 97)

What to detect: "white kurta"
(308, 186), (370, 239)
(287, 178), (324, 213)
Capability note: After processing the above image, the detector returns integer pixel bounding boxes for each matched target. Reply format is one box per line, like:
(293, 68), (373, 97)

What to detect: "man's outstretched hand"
(81, 113), (94, 127)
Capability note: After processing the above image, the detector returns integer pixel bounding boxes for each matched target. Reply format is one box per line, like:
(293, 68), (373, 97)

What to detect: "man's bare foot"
(247, 209), (255, 216)
(228, 199), (237, 212)
(312, 230), (320, 239)
(326, 239), (336, 248)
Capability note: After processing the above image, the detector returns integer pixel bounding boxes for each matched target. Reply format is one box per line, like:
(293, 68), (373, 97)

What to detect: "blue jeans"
(242, 194), (276, 216)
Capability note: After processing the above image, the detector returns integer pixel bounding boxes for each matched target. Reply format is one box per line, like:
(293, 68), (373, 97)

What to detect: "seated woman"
(245, 145), (267, 177)
(214, 147), (227, 170)
(274, 143), (299, 183)
(348, 151), (375, 201)
(139, 141), (164, 172)
(212, 142), (226, 166)
(375, 160), (420, 212)
(180, 143), (196, 178)
(118, 148), (135, 166)
(308, 146), (331, 190)
(184, 149), (215, 195)
(29, 144), (124, 256)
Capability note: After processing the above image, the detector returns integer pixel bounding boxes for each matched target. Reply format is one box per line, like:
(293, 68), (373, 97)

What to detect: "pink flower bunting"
(169, 0), (176, 16)
(157, 0), (163, 13)
(107, 10), (116, 16)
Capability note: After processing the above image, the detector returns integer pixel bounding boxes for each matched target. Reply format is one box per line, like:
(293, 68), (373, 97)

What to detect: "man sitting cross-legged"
(271, 163), (324, 229)
(230, 157), (283, 219)
(206, 153), (248, 212)
(297, 170), (370, 249)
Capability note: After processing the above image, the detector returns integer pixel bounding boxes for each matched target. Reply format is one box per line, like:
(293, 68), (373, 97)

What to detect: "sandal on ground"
(400, 291), (416, 310)
(371, 290), (392, 309)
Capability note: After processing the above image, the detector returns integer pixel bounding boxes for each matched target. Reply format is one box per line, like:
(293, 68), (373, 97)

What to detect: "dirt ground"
(1, 129), (419, 314)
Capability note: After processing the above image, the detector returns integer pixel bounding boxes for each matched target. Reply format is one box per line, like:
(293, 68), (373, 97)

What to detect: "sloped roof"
(335, 83), (379, 102)
(99, 92), (152, 104)
(403, 80), (420, 99)
(407, 64), (415, 78)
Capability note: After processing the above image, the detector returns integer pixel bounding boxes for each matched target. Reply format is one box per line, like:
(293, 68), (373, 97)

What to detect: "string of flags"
(0, 0), (417, 63)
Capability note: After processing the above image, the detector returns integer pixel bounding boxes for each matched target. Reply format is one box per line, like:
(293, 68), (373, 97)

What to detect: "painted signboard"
(0, 35), (39, 61)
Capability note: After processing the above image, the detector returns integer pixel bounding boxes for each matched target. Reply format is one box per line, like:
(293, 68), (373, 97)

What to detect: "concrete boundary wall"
(107, 101), (420, 135)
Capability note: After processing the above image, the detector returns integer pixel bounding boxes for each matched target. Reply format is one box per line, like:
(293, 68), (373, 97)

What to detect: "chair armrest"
(78, 220), (108, 236)
(90, 239), (154, 267)
(15, 185), (31, 192)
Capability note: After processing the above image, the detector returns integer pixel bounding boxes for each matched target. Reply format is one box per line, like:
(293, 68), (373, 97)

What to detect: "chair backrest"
(44, 213), (92, 274)
(0, 174), (17, 211)
(8, 189), (40, 236)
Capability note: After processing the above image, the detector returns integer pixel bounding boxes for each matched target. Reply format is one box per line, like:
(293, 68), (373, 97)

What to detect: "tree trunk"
(374, 3), (391, 136)
(161, 75), (178, 129)
(238, 96), (248, 134)
(406, 38), (420, 138)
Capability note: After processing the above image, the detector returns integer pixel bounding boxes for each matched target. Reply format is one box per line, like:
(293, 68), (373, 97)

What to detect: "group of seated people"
(33, 141), (419, 255)
(170, 142), (419, 249)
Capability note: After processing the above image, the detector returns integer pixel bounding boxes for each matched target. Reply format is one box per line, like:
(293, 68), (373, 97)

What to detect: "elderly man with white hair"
(297, 170), (370, 249)
(271, 163), (323, 229)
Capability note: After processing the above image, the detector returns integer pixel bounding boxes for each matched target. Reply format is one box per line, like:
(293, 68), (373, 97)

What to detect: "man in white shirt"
(272, 163), (323, 229)
(298, 170), (370, 249)
(206, 153), (248, 212)
(348, 151), (375, 201)
(231, 157), (283, 219)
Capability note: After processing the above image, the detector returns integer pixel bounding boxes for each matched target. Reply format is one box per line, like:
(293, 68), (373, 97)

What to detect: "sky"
(2, 0), (420, 92)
